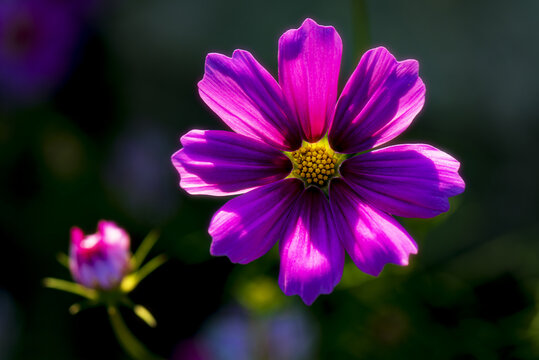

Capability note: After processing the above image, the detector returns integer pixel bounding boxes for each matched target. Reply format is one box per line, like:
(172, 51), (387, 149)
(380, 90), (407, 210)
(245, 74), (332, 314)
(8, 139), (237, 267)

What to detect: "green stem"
(108, 306), (163, 360)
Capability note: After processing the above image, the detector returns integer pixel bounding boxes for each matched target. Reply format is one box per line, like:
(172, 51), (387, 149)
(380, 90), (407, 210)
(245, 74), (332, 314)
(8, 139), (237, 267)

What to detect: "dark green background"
(1, 0), (539, 359)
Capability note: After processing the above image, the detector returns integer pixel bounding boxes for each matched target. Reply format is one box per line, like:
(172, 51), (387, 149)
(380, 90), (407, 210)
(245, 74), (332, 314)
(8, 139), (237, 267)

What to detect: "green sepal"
(121, 254), (167, 293)
(43, 278), (97, 300)
(133, 305), (157, 328)
(56, 253), (70, 268)
(69, 300), (100, 315)
(131, 230), (160, 271)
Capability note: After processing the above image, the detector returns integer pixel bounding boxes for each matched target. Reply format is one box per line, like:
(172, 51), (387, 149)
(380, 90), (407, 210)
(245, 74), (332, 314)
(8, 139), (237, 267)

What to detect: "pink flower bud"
(69, 221), (131, 290)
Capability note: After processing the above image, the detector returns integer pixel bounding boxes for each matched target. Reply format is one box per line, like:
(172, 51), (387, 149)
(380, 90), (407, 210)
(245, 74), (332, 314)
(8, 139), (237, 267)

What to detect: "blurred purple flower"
(201, 308), (253, 360)
(105, 123), (178, 224)
(69, 220), (131, 290)
(53, 0), (102, 19)
(0, 0), (79, 104)
(265, 308), (316, 360)
(197, 306), (316, 360)
(171, 18), (465, 304)
(171, 339), (210, 360)
(0, 289), (19, 359)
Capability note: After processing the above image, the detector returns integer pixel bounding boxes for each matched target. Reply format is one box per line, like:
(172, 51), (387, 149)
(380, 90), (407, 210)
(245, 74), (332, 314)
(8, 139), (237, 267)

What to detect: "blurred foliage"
(1, 0), (539, 359)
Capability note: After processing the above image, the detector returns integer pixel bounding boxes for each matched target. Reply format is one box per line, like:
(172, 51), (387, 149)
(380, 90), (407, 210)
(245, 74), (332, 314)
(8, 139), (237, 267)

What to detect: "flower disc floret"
(289, 142), (341, 187)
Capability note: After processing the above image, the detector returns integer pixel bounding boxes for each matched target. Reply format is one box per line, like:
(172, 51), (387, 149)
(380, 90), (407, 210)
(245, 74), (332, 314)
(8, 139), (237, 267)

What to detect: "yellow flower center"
(288, 140), (342, 187)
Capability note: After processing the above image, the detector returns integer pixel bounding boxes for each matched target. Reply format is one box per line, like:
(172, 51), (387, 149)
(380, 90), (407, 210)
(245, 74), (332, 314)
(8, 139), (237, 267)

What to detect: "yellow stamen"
(288, 140), (341, 188)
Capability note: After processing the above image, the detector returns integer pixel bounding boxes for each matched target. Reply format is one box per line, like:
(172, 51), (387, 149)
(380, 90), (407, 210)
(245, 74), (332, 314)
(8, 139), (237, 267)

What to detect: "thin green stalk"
(69, 300), (99, 315)
(107, 306), (163, 360)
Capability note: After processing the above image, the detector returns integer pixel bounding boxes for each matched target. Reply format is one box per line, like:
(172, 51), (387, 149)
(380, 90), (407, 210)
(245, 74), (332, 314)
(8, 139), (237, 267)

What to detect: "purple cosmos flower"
(171, 19), (465, 305)
(69, 220), (131, 290)
(0, 0), (79, 104)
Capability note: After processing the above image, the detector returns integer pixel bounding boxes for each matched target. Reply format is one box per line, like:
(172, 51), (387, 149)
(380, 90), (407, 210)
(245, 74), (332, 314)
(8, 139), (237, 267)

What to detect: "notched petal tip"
(170, 147), (182, 165)
(329, 178), (417, 277)
(278, 186), (344, 306)
(329, 46), (426, 154)
(280, 279), (337, 306)
(172, 130), (292, 196)
(365, 46), (421, 74)
(364, 252), (416, 278)
(340, 144), (464, 219)
(208, 179), (303, 264)
(179, 129), (204, 146)
(368, 241), (419, 277)
(297, 17), (340, 36)
(170, 149), (198, 195)
(398, 58), (420, 75)
(198, 50), (301, 150)
(278, 17), (343, 143)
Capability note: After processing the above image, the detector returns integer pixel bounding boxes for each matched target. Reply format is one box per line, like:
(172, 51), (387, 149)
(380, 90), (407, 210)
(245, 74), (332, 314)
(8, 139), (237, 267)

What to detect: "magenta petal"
(198, 50), (301, 151)
(329, 47), (425, 153)
(171, 130), (292, 196)
(278, 18), (342, 143)
(329, 178), (417, 276)
(279, 186), (345, 305)
(340, 144), (465, 218)
(209, 178), (303, 264)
